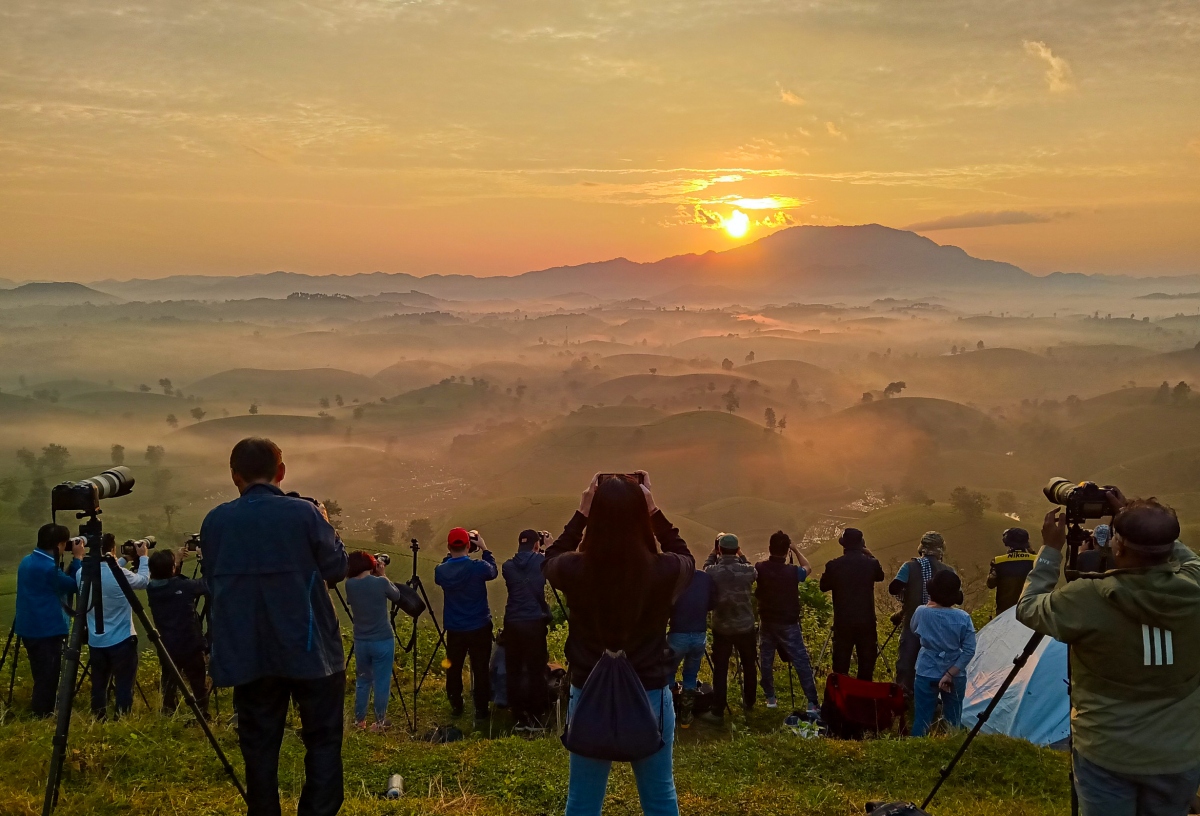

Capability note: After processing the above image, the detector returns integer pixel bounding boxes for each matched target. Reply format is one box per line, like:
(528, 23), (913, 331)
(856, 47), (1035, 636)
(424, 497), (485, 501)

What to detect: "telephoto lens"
(86, 467), (135, 500)
(375, 553), (391, 567)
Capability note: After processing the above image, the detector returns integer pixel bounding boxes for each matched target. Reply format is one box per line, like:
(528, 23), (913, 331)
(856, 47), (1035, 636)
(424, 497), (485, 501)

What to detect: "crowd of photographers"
(11, 436), (1200, 816)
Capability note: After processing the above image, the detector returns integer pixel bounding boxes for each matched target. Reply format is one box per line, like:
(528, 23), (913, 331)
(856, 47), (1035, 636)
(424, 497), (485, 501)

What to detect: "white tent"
(960, 606), (1070, 746)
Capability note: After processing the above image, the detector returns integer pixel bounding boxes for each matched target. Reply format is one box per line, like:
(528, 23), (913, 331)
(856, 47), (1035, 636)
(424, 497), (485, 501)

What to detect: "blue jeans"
(566, 686), (678, 816)
(911, 673), (966, 737)
(667, 632), (707, 691)
(354, 638), (394, 723)
(1074, 750), (1200, 816)
(758, 622), (819, 707)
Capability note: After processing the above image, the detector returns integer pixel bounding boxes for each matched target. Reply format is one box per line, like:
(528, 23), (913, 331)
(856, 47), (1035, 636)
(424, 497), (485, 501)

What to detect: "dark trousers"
(446, 623), (493, 715)
(23, 635), (65, 717)
(233, 672), (345, 816)
(504, 620), (549, 724)
(712, 630), (757, 711)
(832, 623), (879, 681)
(161, 647), (209, 716)
(896, 625), (920, 696)
(90, 636), (139, 719)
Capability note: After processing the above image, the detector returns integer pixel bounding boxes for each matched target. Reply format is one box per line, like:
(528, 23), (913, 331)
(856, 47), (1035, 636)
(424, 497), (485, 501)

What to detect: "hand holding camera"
(70, 537), (86, 560)
(468, 530), (487, 553)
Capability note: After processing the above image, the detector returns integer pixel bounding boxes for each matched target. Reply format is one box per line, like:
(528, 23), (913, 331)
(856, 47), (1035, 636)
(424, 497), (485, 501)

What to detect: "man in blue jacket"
(14, 524), (83, 717)
(502, 529), (551, 729)
(435, 526), (497, 721)
(201, 437), (348, 816)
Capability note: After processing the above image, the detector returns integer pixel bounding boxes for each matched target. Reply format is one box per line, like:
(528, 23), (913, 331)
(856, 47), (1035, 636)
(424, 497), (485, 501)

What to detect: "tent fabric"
(961, 606), (1070, 746)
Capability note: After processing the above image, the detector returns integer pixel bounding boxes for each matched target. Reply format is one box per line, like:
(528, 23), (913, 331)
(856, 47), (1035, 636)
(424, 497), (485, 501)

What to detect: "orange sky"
(1, 1), (1198, 281)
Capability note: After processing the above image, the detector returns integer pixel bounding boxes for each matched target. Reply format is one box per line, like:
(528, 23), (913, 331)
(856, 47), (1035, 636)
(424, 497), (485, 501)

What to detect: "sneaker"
(806, 704), (822, 720)
(370, 719), (393, 733)
(765, 697), (778, 709)
(698, 711), (725, 726)
(449, 703), (464, 718)
(678, 690), (696, 729)
(355, 720), (369, 730)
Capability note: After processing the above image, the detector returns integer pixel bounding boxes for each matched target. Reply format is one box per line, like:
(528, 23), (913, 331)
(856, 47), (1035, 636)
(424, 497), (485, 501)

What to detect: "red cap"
(447, 527), (471, 548)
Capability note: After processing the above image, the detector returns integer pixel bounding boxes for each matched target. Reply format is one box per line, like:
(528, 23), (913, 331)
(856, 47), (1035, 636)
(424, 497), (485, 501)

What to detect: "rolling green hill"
(186, 368), (383, 406)
(64, 390), (187, 416)
(175, 413), (339, 439)
(682, 496), (812, 557)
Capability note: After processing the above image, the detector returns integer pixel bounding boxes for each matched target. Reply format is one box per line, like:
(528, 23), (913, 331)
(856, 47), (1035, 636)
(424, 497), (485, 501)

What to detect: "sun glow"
(723, 209), (750, 238)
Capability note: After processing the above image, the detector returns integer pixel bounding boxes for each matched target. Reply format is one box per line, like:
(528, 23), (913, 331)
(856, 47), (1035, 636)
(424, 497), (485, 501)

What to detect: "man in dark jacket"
(820, 527), (885, 680)
(14, 524), (83, 717)
(502, 529), (550, 729)
(668, 568), (713, 727)
(889, 531), (956, 695)
(703, 533), (758, 720)
(201, 437), (347, 816)
(755, 531), (820, 712)
(146, 547), (209, 716)
(987, 527), (1035, 616)
(434, 526), (498, 721)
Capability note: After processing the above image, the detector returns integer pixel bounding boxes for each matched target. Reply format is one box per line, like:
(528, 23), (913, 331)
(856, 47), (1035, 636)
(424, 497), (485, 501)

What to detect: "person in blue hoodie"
(435, 526), (498, 720)
(14, 523), (83, 717)
(502, 529), (552, 729)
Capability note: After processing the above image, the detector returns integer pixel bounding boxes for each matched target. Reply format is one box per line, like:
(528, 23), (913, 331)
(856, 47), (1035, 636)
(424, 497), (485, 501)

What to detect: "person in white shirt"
(77, 535), (150, 718)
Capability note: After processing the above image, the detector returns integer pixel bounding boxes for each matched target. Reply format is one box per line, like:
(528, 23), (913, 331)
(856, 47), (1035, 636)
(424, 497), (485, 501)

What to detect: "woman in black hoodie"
(543, 472), (694, 816)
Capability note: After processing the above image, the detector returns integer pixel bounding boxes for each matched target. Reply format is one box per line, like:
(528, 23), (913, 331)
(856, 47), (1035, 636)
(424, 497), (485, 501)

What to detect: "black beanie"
(840, 527), (865, 549)
(927, 570), (964, 607)
(769, 531), (791, 557)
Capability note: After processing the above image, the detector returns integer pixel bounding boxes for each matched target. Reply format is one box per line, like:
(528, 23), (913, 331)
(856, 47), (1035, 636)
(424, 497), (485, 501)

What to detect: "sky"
(1, 0), (1199, 282)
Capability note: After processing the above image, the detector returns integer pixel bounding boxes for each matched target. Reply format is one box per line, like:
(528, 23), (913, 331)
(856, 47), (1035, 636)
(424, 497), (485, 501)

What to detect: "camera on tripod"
(50, 467), (135, 515)
(122, 536), (157, 560)
(1044, 477), (1114, 524)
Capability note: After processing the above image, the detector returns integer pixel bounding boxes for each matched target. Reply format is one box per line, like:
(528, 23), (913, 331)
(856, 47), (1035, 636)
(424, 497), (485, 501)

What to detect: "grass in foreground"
(0, 706), (1069, 816)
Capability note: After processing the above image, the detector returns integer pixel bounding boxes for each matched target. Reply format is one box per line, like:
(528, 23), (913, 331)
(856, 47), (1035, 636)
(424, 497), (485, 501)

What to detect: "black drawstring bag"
(561, 649), (664, 762)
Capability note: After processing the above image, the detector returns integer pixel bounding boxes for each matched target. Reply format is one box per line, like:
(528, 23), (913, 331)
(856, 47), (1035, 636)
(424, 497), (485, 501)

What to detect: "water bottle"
(386, 773), (403, 799)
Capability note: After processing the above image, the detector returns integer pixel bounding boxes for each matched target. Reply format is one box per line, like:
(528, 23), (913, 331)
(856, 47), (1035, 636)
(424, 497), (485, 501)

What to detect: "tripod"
(2, 623), (21, 712)
(42, 509), (245, 815)
(403, 538), (446, 735)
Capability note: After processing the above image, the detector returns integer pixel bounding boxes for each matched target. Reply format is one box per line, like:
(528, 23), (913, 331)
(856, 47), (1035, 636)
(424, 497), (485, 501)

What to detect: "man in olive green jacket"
(1017, 493), (1200, 816)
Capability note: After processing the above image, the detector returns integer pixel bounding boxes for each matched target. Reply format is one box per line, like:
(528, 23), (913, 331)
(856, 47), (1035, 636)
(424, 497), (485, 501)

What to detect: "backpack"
(561, 649), (664, 762)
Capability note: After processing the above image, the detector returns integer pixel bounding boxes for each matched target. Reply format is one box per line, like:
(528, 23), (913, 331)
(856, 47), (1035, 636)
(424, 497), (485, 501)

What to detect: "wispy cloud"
(1024, 40), (1074, 93)
(779, 87), (804, 106)
(825, 121), (846, 139)
(906, 210), (1070, 231)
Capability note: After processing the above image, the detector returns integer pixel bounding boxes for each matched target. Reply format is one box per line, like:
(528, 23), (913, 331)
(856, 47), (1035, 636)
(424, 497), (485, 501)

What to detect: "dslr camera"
(121, 536), (157, 560)
(1044, 478), (1115, 524)
(185, 533), (201, 552)
(51, 467), (135, 514)
(374, 552), (391, 567)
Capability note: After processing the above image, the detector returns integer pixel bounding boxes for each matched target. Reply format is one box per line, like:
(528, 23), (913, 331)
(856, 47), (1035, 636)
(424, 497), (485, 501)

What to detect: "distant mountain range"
(5, 225), (1199, 305)
(0, 281), (122, 306)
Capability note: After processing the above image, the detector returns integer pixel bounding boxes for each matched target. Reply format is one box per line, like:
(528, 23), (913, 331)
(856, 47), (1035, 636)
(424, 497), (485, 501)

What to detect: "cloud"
(684, 204), (724, 229)
(825, 121), (846, 139)
(906, 210), (1069, 231)
(1024, 40), (1074, 93)
(723, 196), (804, 210)
(779, 88), (805, 106)
(756, 212), (794, 227)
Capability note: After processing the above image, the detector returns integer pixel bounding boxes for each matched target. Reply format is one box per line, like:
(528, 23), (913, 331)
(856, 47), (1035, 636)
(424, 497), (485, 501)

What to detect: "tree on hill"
(249, 403), (258, 415)
(721, 358), (734, 371)
(39, 444), (70, 474)
(322, 498), (344, 530)
(145, 445), (165, 466)
(163, 503), (179, 531)
(319, 397), (330, 409)
(977, 340), (984, 350)
(1173, 381), (1191, 405)
(159, 378), (173, 396)
(648, 367), (657, 375)
(722, 386), (740, 413)
(882, 381), (906, 398)
(16, 448), (39, 474)
(110, 444), (125, 466)
(745, 351), (755, 363)
(777, 415), (787, 433)
(190, 407), (206, 422)
(138, 384), (151, 392)
(764, 407), (777, 430)
(335, 394), (344, 407)
(861, 392), (874, 403)
(166, 413), (178, 428)
(1155, 381), (1171, 403)
(405, 517), (434, 545)
(374, 520), (396, 546)
(950, 486), (990, 519)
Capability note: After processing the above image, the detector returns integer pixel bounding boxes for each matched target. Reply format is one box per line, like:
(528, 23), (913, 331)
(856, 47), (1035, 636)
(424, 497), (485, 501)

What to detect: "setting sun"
(722, 210), (750, 239)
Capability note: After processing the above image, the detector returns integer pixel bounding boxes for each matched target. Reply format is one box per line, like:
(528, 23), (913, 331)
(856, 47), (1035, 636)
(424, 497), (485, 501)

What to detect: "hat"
(840, 528), (865, 549)
(447, 527), (471, 548)
(927, 570), (964, 607)
(1002, 527), (1030, 549)
(717, 533), (740, 552)
(919, 531), (945, 557)
(1093, 524), (1112, 548)
(518, 529), (540, 550)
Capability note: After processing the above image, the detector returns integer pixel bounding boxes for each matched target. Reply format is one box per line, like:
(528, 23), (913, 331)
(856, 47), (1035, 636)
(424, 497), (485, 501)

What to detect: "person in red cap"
(434, 527), (497, 720)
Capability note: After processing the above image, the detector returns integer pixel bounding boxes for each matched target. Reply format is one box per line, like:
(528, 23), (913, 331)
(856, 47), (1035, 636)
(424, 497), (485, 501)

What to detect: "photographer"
(344, 550), (403, 731)
(502, 529), (551, 730)
(543, 472), (693, 816)
(1018, 495), (1200, 816)
(820, 527), (885, 681)
(755, 531), (820, 714)
(703, 533), (758, 721)
(889, 532), (955, 695)
(146, 546), (209, 716)
(434, 527), (498, 721)
(986, 527), (1034, 616)
(14, 524), (83, 717)
(201, 437), (348, 816)
(79, 532), (149, 719)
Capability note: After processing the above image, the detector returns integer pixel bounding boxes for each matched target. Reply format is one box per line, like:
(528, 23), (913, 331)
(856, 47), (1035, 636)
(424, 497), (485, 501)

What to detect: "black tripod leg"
(0, 624), (15, 678)
(134, 677), (152, 712)
(43, 568), (93, 815)
(7, 636), (22, 708)
(102, 556), (246, 802)
(74, 658), (91, 698)
(920, 631), (1044, 811)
